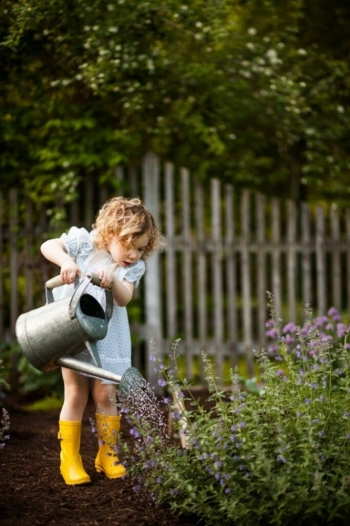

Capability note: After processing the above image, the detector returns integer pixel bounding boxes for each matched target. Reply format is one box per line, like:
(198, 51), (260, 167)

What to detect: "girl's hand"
(98, 267), (115, 289)
(60, 259), (81, 284)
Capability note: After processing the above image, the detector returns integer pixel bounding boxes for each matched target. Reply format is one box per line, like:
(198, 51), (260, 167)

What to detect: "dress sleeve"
(118, 260), (146, 289)
(60, 227), (93, 260)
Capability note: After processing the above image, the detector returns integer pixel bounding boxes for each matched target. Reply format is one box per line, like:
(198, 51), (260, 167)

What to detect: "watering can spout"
(56, 355), (122, 383)
(56, 356), (145, 397)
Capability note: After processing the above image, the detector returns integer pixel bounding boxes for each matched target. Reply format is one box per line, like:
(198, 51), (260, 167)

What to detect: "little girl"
(41, 196), (162, 485)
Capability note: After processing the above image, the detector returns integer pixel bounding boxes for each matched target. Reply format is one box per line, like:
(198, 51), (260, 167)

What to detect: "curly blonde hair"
(93, 196), (163, 258)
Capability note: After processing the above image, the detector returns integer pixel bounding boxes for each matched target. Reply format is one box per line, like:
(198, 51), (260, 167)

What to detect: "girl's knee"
(65, 384), (89, 406)
(92, 382), (116, 408)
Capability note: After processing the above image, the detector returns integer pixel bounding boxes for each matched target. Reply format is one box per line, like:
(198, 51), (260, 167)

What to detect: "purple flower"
(315, 316), (329, 327)
(130, 427), (141, 438)
(157, 379), (167, 387)
(337, 323), (349, 338)
(328, 307), (341, 322)
(285, 334), (295, 344)
(276, 368), (285, 376)
(266, 328), (278, 339)
(300, 323), (312, 336)
(283, 322), (297, 334)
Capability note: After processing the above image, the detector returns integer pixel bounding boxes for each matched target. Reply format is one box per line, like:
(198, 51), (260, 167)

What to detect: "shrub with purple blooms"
(266, 305), (350, 358)
(118, 303), (350, 526)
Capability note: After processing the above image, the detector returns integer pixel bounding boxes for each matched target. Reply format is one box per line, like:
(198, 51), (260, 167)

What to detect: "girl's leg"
(58, 368), (90, 485)
(91, 379), (118, 415)
(60, 367), (89, 420)
(91, 380), (126, 478)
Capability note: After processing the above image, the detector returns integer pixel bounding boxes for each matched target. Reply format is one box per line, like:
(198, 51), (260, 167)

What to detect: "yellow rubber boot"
(58, 420), (91, 485)
(95, 414), (127, 479)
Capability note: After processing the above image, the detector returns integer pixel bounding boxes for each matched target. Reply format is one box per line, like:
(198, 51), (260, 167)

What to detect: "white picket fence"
(2, 152), (350, 387)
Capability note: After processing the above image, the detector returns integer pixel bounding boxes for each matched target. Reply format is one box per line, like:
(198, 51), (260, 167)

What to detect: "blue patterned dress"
(53, 227), (145, 382)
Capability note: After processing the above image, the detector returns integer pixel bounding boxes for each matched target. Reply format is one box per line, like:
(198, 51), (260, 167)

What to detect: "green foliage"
(119, 315), (350, 525)
(0, 342), (63, 397)
(1, 0), (350, 202)
(23, 394), (63, 411)
(17, 356), (63, 397)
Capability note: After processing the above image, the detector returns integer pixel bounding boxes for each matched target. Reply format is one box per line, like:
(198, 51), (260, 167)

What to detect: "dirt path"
(0, 396), (199, 526)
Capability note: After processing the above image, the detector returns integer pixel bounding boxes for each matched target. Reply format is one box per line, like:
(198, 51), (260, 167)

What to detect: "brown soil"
(0, 393), (200, 526)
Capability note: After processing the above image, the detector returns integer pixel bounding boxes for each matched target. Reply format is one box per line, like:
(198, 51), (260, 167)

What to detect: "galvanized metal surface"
(15, 274), (111, 371)
(15, 273), (146, 395)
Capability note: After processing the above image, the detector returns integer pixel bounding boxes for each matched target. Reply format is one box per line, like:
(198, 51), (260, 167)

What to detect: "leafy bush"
(119, 306), (350, 526)
(17, 356), (63, 397)
(0, 341), (63, 398)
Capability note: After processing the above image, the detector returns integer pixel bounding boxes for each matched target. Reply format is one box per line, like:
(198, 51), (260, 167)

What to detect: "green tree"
(1, 0), (350, 203)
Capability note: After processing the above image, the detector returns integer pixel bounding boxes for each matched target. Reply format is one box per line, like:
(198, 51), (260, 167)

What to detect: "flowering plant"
(118, 307), (350, 525)
(266, 304), (350, 357)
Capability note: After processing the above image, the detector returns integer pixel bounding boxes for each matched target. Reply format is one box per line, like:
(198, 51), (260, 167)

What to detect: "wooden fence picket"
(330, 206), (341, 312)
(255, 193), (267, 346)
(316, 206), (326, 315)
(300, 202), (312, 307)
(224, 184), (238, 364)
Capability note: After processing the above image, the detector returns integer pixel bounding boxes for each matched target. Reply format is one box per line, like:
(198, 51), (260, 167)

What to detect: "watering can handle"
(45, 273), (102, 290)
(45, 273), (114, 321)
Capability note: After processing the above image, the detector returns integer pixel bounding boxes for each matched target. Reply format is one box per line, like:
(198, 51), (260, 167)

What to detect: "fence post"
(142, 153), (162, 387)
(316, 206), (326, 315)
(241, 190), (254, 376)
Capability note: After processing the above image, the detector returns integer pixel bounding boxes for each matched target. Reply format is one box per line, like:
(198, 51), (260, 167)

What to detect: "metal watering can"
(15, 273), (145, 396)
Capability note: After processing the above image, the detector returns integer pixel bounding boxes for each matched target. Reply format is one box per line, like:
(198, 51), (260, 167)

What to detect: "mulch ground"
(0, 393), (201, 526)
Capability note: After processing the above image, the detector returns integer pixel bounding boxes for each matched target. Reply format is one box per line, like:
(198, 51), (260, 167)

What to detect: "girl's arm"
(41, 238), (81, 284)
(98, 266), (135, 307)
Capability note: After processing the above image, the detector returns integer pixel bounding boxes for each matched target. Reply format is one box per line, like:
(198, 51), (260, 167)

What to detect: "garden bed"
(0, 393), (200, 526)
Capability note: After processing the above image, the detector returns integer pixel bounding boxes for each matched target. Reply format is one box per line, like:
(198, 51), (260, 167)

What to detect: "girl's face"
(107, 233), (149, 267)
